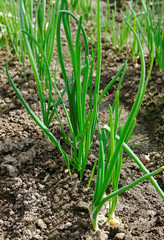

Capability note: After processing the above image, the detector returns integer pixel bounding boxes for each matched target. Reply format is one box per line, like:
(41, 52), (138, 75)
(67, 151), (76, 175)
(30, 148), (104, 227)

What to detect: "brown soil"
(0, 2), (164, 240)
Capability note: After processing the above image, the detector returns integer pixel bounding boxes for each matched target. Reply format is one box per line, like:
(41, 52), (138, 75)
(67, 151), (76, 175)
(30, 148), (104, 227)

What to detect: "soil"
(0, 1), (164, 240)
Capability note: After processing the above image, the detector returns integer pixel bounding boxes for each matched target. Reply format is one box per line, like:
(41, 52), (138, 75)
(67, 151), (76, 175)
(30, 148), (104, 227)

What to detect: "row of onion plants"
(5, 0), (164, 230)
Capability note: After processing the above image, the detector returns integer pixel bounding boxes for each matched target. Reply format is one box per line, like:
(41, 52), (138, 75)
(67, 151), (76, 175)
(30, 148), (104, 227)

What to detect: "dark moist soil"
(0, 2), (164, 240)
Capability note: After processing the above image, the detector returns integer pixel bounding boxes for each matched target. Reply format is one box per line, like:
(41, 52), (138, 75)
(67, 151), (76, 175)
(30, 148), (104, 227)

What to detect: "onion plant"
(108, 0), (164, 69)
(56, 0), (127, 179)
(70, 0), (78, 10)
(103, 0), (110, 35)
(110, 1), (117, 49)
(7, 0), (126, 180)
(106, 1), (135, 52)
(19, 0), (60, 132)
(140, 0), (164, 70)
(91, 15), (164, 231)
(0, 21), (8, 50)
(0, 0), (21, 60)
(127, 0), (146, 59)
(70, 0), (91, 21)
(80, 0), (91, 21)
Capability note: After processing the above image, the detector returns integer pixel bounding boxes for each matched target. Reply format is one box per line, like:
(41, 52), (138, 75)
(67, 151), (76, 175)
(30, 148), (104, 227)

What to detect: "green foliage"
(19, 0), (60, 129)
(104, 0), (164, 70)
(141, 0), (164, 70)
(0, 22), (8, 49)
(70, 0), (92, 21)
(7, 0), (125, 180)
(91, 13), (164, 230)
(0, 0), (21, 59)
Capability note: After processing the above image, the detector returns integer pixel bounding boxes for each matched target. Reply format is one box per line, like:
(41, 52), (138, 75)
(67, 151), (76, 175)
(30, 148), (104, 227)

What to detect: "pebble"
(56, 188), (63, 195)
(34, 192), (40, 198)
(0, 219), (4, 225)
(14, 177), (23, 187)
(17, 193), (22, 200)
(154, 152), (160, 159)
(88, 153), (96, 160)
(44, 217), (51, 224)
(23, 229), (32, 238)
(36, 219), (47, 229)
(32, 233), (43, 240)
(64, 169), (69, 173)
(95, 140), (100, 147)
(9, 209), (15, 216)
(5, 164), (17, 177)
(115, 232), (126, 240)
(38, 183), (45, 190)
(140, 154), (150, 165)
(65, 222), (72, 228)
(58, 224), (65, 230)
(4, 97), (11, 103)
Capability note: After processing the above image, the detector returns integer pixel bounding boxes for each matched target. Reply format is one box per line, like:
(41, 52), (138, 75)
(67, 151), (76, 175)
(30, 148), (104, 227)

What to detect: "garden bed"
(0, 1), (164, 239)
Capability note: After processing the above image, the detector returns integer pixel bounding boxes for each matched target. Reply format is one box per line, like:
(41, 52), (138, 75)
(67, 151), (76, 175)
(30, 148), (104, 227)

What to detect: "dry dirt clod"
(1, 164), (17, 177)
(76, 201), (89, 212)
(94, 230), (108, 240)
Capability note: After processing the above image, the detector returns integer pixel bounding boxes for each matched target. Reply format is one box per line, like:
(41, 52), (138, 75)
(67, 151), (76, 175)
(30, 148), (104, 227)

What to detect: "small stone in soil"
(33, 233), (43, 240)
(114, 232), (126, 240)
(14, 177), (23, 187)
(23, 229), (32, 238)
(65, 222), (72, 228)
(140, 154), (150, 165)
(36, 219), (47, 229)
(38, 183), (45, 190)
